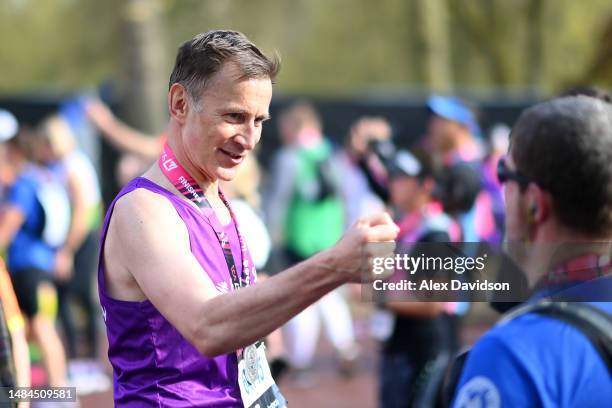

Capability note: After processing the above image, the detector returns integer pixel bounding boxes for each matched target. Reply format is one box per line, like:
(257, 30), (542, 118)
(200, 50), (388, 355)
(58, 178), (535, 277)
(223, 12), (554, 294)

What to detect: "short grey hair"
(168, 30), (280, 103)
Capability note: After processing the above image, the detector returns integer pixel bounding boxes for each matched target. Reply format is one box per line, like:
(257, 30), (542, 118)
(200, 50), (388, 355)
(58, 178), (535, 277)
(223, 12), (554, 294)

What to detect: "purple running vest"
(98, 177), (255, 407)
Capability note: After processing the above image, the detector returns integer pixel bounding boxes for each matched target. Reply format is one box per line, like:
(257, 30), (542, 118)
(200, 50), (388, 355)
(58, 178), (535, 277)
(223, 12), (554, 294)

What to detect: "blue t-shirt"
(6, 173), (56, 274)
(453, 301), (612, 407)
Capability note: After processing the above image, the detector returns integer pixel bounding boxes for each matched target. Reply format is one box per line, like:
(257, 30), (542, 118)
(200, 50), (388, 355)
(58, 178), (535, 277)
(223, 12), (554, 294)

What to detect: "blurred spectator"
(452, 96), (612, 407)
(86, 98), (163, 185)
(1, 256), (30, 408)
(378, 149), (457, 408)
(481, 124), (510, 242)
(85, 98), (163, 159)
(0, 114), (69, 388)
(35, 115), (103, 360)
(343, 113), (471, 372)
(264, 101), (359, 379)
(0, 110), (19, 199)
(425, 95), (483, 164)
(335, 117), (387, 227)
(425, 95), (498, 243)
(34, 115), (110, 395)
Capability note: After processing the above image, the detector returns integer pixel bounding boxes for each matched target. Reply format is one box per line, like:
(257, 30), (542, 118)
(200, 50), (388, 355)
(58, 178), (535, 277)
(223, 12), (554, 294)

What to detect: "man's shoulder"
(109, 181), (185, 239)
(115, 184), (173, 216)
(456, 303), (612, 407)
(471, 302), (612, 370)
(495, 301), (611, 332)
(102, 180), (194, 297)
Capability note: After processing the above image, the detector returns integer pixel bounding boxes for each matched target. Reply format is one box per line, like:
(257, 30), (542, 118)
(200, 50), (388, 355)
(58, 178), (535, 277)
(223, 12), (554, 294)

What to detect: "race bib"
(237, 341), (287, 408)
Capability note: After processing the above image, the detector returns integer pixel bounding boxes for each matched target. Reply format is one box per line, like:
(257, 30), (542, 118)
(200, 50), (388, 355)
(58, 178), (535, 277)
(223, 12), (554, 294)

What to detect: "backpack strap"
(499, 301), (612, 374)
(439, 301), (612, 407)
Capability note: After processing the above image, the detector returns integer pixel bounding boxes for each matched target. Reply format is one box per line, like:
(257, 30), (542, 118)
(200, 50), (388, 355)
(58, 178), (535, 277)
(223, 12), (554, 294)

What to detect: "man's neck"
(524, 226), (611, 287)
(167, 137), (218, 198)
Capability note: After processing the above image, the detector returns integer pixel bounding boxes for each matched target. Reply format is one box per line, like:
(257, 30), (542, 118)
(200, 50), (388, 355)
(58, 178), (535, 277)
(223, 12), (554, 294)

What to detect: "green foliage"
(1, 0), (611, 95)
(0, 0), (123, 92)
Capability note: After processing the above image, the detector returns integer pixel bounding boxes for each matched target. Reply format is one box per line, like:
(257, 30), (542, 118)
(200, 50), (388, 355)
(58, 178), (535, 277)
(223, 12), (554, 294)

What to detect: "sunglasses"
(497, 156), (532, 188)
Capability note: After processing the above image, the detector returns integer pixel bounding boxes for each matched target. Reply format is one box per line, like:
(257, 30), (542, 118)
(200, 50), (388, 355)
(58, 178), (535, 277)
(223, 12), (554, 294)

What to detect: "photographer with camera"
(343, 116), (396, 206)
(424, 96), (498, 243)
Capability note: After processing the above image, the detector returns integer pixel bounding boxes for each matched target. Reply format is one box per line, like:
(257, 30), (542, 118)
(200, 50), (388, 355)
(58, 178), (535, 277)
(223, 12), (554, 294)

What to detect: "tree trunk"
(415, 0), (453, 93)
(526, 0), (545, 94)
(120, 0), (167, 134)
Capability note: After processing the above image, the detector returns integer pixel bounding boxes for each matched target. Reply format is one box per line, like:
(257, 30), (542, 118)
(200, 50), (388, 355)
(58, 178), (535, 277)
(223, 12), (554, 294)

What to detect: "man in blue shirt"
(453, 96), (612, 407)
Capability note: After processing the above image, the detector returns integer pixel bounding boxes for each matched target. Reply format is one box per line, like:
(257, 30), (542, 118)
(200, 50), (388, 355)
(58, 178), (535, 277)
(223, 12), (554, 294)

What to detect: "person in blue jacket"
(453, 95), (612, 407)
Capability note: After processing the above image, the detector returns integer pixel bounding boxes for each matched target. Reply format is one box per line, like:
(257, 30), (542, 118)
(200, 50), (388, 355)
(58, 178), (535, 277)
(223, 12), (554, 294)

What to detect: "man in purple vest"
(98, 30), (398, 407)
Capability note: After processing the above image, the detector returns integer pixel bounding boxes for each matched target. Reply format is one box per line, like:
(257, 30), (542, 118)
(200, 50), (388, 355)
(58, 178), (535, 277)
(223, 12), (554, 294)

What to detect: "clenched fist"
(324, 212), (399, 283)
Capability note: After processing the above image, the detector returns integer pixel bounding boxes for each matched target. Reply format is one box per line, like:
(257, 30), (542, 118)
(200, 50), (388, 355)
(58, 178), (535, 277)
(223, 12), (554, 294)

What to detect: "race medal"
(244, 344), (259, 384)
(238, 341), (287, 408)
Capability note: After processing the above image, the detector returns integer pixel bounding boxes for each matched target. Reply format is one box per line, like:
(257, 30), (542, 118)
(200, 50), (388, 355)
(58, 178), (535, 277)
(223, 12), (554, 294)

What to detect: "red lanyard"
(543, 253), (611, 286)
(159, 143), (250, 290)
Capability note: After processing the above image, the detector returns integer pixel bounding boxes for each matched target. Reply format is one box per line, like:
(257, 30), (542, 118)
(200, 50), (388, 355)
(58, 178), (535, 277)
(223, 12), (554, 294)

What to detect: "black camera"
(367, 138), (396, 163)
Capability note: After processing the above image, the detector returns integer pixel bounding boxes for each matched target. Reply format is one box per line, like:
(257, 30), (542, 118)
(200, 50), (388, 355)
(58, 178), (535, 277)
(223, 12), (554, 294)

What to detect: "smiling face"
(174, 62), (273, 183)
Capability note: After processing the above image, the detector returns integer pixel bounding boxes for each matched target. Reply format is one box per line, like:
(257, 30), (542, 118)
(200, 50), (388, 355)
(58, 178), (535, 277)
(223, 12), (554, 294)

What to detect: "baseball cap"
(427, 95), (481, 138)
(0, 109), (18, 142)
(388, 150), (423, 178)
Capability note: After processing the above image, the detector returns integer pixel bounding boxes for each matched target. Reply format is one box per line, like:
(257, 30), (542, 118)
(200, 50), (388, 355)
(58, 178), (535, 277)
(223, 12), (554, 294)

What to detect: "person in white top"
(35, 116), (105, 370)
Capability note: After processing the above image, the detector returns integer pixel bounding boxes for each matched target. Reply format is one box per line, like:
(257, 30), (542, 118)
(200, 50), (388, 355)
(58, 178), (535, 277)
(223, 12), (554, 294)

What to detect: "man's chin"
(216, 168), (238, 182)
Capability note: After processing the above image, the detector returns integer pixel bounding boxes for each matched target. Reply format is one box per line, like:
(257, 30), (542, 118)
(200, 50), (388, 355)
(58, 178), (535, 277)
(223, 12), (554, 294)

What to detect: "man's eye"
(227, 113), (243, 122)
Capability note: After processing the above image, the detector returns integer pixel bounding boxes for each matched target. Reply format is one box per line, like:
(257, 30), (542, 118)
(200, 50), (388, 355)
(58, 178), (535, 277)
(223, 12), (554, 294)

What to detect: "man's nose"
(237, 123), (259, 150)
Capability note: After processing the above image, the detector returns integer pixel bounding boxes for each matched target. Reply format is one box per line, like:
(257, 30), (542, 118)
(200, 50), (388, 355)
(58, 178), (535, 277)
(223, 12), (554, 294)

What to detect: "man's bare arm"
(86, 100), (162, 159)
(106, 189), (397, 357)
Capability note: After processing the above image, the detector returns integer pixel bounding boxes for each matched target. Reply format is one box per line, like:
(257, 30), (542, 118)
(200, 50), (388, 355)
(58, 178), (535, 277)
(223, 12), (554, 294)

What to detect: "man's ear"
(168, 83), (190, 123)
(525, 183), (552, 224)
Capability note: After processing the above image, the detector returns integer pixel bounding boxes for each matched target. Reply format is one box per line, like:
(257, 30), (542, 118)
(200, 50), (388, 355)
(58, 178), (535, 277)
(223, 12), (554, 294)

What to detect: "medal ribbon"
(159, 142), (250, 289)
